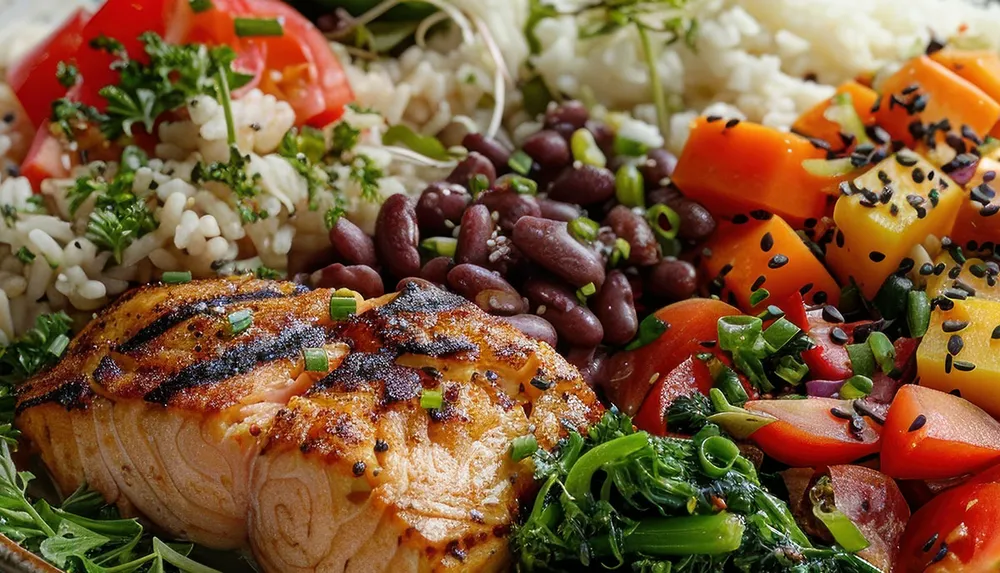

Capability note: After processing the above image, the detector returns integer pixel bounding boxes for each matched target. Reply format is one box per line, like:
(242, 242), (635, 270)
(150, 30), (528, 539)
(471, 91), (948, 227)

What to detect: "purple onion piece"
(805, 379), (845, 398)
(948, 160), (979, 186)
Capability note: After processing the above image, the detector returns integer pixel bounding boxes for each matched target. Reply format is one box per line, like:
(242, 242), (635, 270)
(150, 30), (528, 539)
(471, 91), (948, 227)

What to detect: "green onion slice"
(717, 315), (763, 353)
(234, 17), (284, 37)
(420, 388), (443, 410)
(162, 271), (192, 284)
(228, 309), (253, 335)
(610, 237), (631, 266)
(568, 216), (599, 243)
(867, 331), (897, 376)
(615, 164), (645, 208)
(302, 348), (329, 373)
(707, 358), (748, 406)
(749, 288), (771, 307)
(612, 135), (648, 158)
(47, 334), (70, 357)
(762, 317), (800, 352)
(646, 204), (681, 241)
(839, 374), (874, 399)
(420, 237), (458, 258)
(907, 290), (931, 338)
(508, 150), (533, 175)
(330, 295), (357, 321)
(510, 435), (538, 461)
(809, 476), (870, 553)
(823, 92), (871, 146)
(188, 0), (213, 12)
(570, 128), (607, 167)
(698, 435), (741, 479)
(802, 157), (857, 178)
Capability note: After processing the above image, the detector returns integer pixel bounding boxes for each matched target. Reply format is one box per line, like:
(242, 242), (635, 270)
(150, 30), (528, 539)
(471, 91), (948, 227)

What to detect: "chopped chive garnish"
(15, 246), (35, 264)
(330, 295), (357, 320)
(646, 204), (681, 242)
(188, 0), (213, 12)
(610, 237), (631, 266)
(302, 348), (329, 372)
(509, 175), (538, 195)
(568, 217), (600, 243)
(469, 173), (490, 198)
(839, 375), (874, 399)
(762, 317), (799, 351)
(612, 135), (648, 158)
(234, 17), (284, 37)
(420, 237), (458, 258)
(510, 435), (538, 461)
(508, 150), (533, 175)
(47, 334), (70, 357)
(749, 288), (770, 307)
(615, 164), (645, 208)
(162, 270), (193, 284)
(576, 282), (597, 303)
(228, 309), (253, 335)
(420, 388), (443, 409)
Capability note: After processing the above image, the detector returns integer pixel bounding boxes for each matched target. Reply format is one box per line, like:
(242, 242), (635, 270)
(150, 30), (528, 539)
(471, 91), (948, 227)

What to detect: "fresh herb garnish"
(55, 61), (79, 88)
(192, 146), (266, 223)
(233, 17), (284, 37)
(0, 312), (73, 388)
(189, 0), (213, 13)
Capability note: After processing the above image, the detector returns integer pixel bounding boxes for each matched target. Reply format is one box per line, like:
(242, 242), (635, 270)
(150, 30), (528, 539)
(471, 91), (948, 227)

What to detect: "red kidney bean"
(640, 149), (678, 188)
(396, 277), (436, 291)
(504, 314), (558, 347)
(311, 264), (384, 299)
(648, 257), (698, 300)
(446, 151), (496, 189)
(512, 216), (606, 289)
(538, 198), (582, 222)
(415, 181), (470, 236)
(523, 277), (603, 347)
(476, 188), (541, 233)
(604, 205), (660, 266)
(374, 194), (421, 279)
(548, 164), (616, 205)
(585, 120), (616, 155)
(548, 121), (577, 142)
(647, 187), (716, 241)
(522, 130), (571, 170)
(328, 217), (378, 267)
(455, 204), (494, 266)
(544, 100), (589, 130)
(462, 132), (511, 172)
(590, 270), (638, 345)
(564, 346), (610, 388)
(447, 263), (528, 315)
(420, 256), (452, 286)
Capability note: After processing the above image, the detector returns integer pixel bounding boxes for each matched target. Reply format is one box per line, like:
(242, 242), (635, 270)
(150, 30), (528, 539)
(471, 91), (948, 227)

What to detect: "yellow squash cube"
(826, 151), (964, 299)
(917, 298), (1000, 417)
(925, 253), (1000, 302)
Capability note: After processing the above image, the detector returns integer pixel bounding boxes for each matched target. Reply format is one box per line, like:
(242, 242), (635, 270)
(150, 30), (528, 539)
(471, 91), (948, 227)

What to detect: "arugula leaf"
(0, 312), (73, 388)
(40, 520), (110, 568)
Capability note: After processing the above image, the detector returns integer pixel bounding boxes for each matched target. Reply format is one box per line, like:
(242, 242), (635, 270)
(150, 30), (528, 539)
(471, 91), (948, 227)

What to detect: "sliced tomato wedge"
(742, 397), (881, 466)
(601, 298), (741, 416)
(896, 464), (1000, 572)
(881, 384), (1000, 480)
(826, 465), (910, 572)
(5, 7), (90, 128)
(21, 123), (68, 190)
(240, 0), (353, 126)
(633, 356), (713, 436)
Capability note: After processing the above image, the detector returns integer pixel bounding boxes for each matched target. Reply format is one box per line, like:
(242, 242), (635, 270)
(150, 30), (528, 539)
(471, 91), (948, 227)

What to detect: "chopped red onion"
(805, 379), (845, 398)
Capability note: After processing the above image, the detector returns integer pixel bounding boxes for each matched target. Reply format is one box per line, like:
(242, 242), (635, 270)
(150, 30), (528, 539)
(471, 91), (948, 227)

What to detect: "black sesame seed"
(830, 327), (849, 345)
(908, 414), (927, 432)
(919, 262), (934, 275)
(531, 377), (553, 391)
(799, 282), (814, 295)
(948, 265), (963, 280)
(933, 296), (955, 311)
(912, 167), (925, 183)
(804, 218), (818, 228)
(835, 230), (845, 248)
(922, 532), (939, 553)
(944, 287), (968, 300)
(813, 290), (828, 304)
(868, 251), (886, 263)
(906, 194), (926, 208)
(725, 118), (740, 129)
(852, 400), (886, 425)
(931, 543), (949, 564)
(945, 353), (954, 374)
(986, 170), (998, 183)
(760, 232), (774, 252)
(750, 209), (773, 221)
(374, 439), (389, 453)
(982, 204), (1000, 217)
(992, 325), (1000, 339)
(732, 214), (749, 224)
(751, 275), (767, 291)
(954, 279), (976, 296)
(1, 112), (13, 124)
(950, 388), (962, 397)
(848, 415), (866, 439)
(962, 124), (982, 144)
(719, 263), (734, 277)
(870, 98), (882, 113)
(934, 262), (946, 275)
(768, 254), (789, 269)
(889, 203), (899, 216)
(822, 305), (845, 323)
(699, 340), (718, 348)
(953, 360), (977, 372)
(706, 115), (723, 123)
(947, 334), (964, 356)
(352, 461), (367, 476)
(896, 152), (919, 167)
(901, 83), (920, 95)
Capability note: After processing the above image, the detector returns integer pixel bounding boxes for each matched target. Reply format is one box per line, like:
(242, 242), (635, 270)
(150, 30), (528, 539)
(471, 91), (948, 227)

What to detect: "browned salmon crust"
(16, 277), (603, 571)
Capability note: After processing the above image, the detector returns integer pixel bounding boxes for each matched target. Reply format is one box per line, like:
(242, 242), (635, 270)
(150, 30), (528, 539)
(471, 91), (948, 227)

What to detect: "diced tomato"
(5, 8), (90, 128)
(896, 463), (1000, 572)
(633, 356), (713, 436)
(826, 465), (910, 572)
(801, 311), (877, 381)
(240, 0), (354, 126)
(779, 293), (810, 331)
(601, 298), (741, 416)
(881, 384), (1000, 480)
(20, 123), (68, 190)
(743, 397), (881, 466)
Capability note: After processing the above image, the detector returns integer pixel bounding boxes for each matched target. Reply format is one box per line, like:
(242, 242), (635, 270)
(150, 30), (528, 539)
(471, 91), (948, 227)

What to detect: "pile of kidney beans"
(307, 101), (717, 380)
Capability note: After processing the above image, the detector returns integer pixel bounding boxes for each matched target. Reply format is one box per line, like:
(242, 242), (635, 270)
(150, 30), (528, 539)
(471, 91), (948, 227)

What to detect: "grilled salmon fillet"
(16, 277), (603, 571)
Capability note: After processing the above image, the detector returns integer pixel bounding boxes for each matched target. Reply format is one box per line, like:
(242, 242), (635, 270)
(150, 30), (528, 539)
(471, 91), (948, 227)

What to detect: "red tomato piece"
(5, 8), (90, 128)
(827, 465), (910, 572)
(881, 384), (1000, 480)
(779, 293), (810, 331)
(744, 397), (881, 466)
(896, 464), (1000, 572)
(600, 298), (741, 416)
(633, 356), (713, 436)
(240, 0), (353, 126)
(20, 123), (69, 190)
